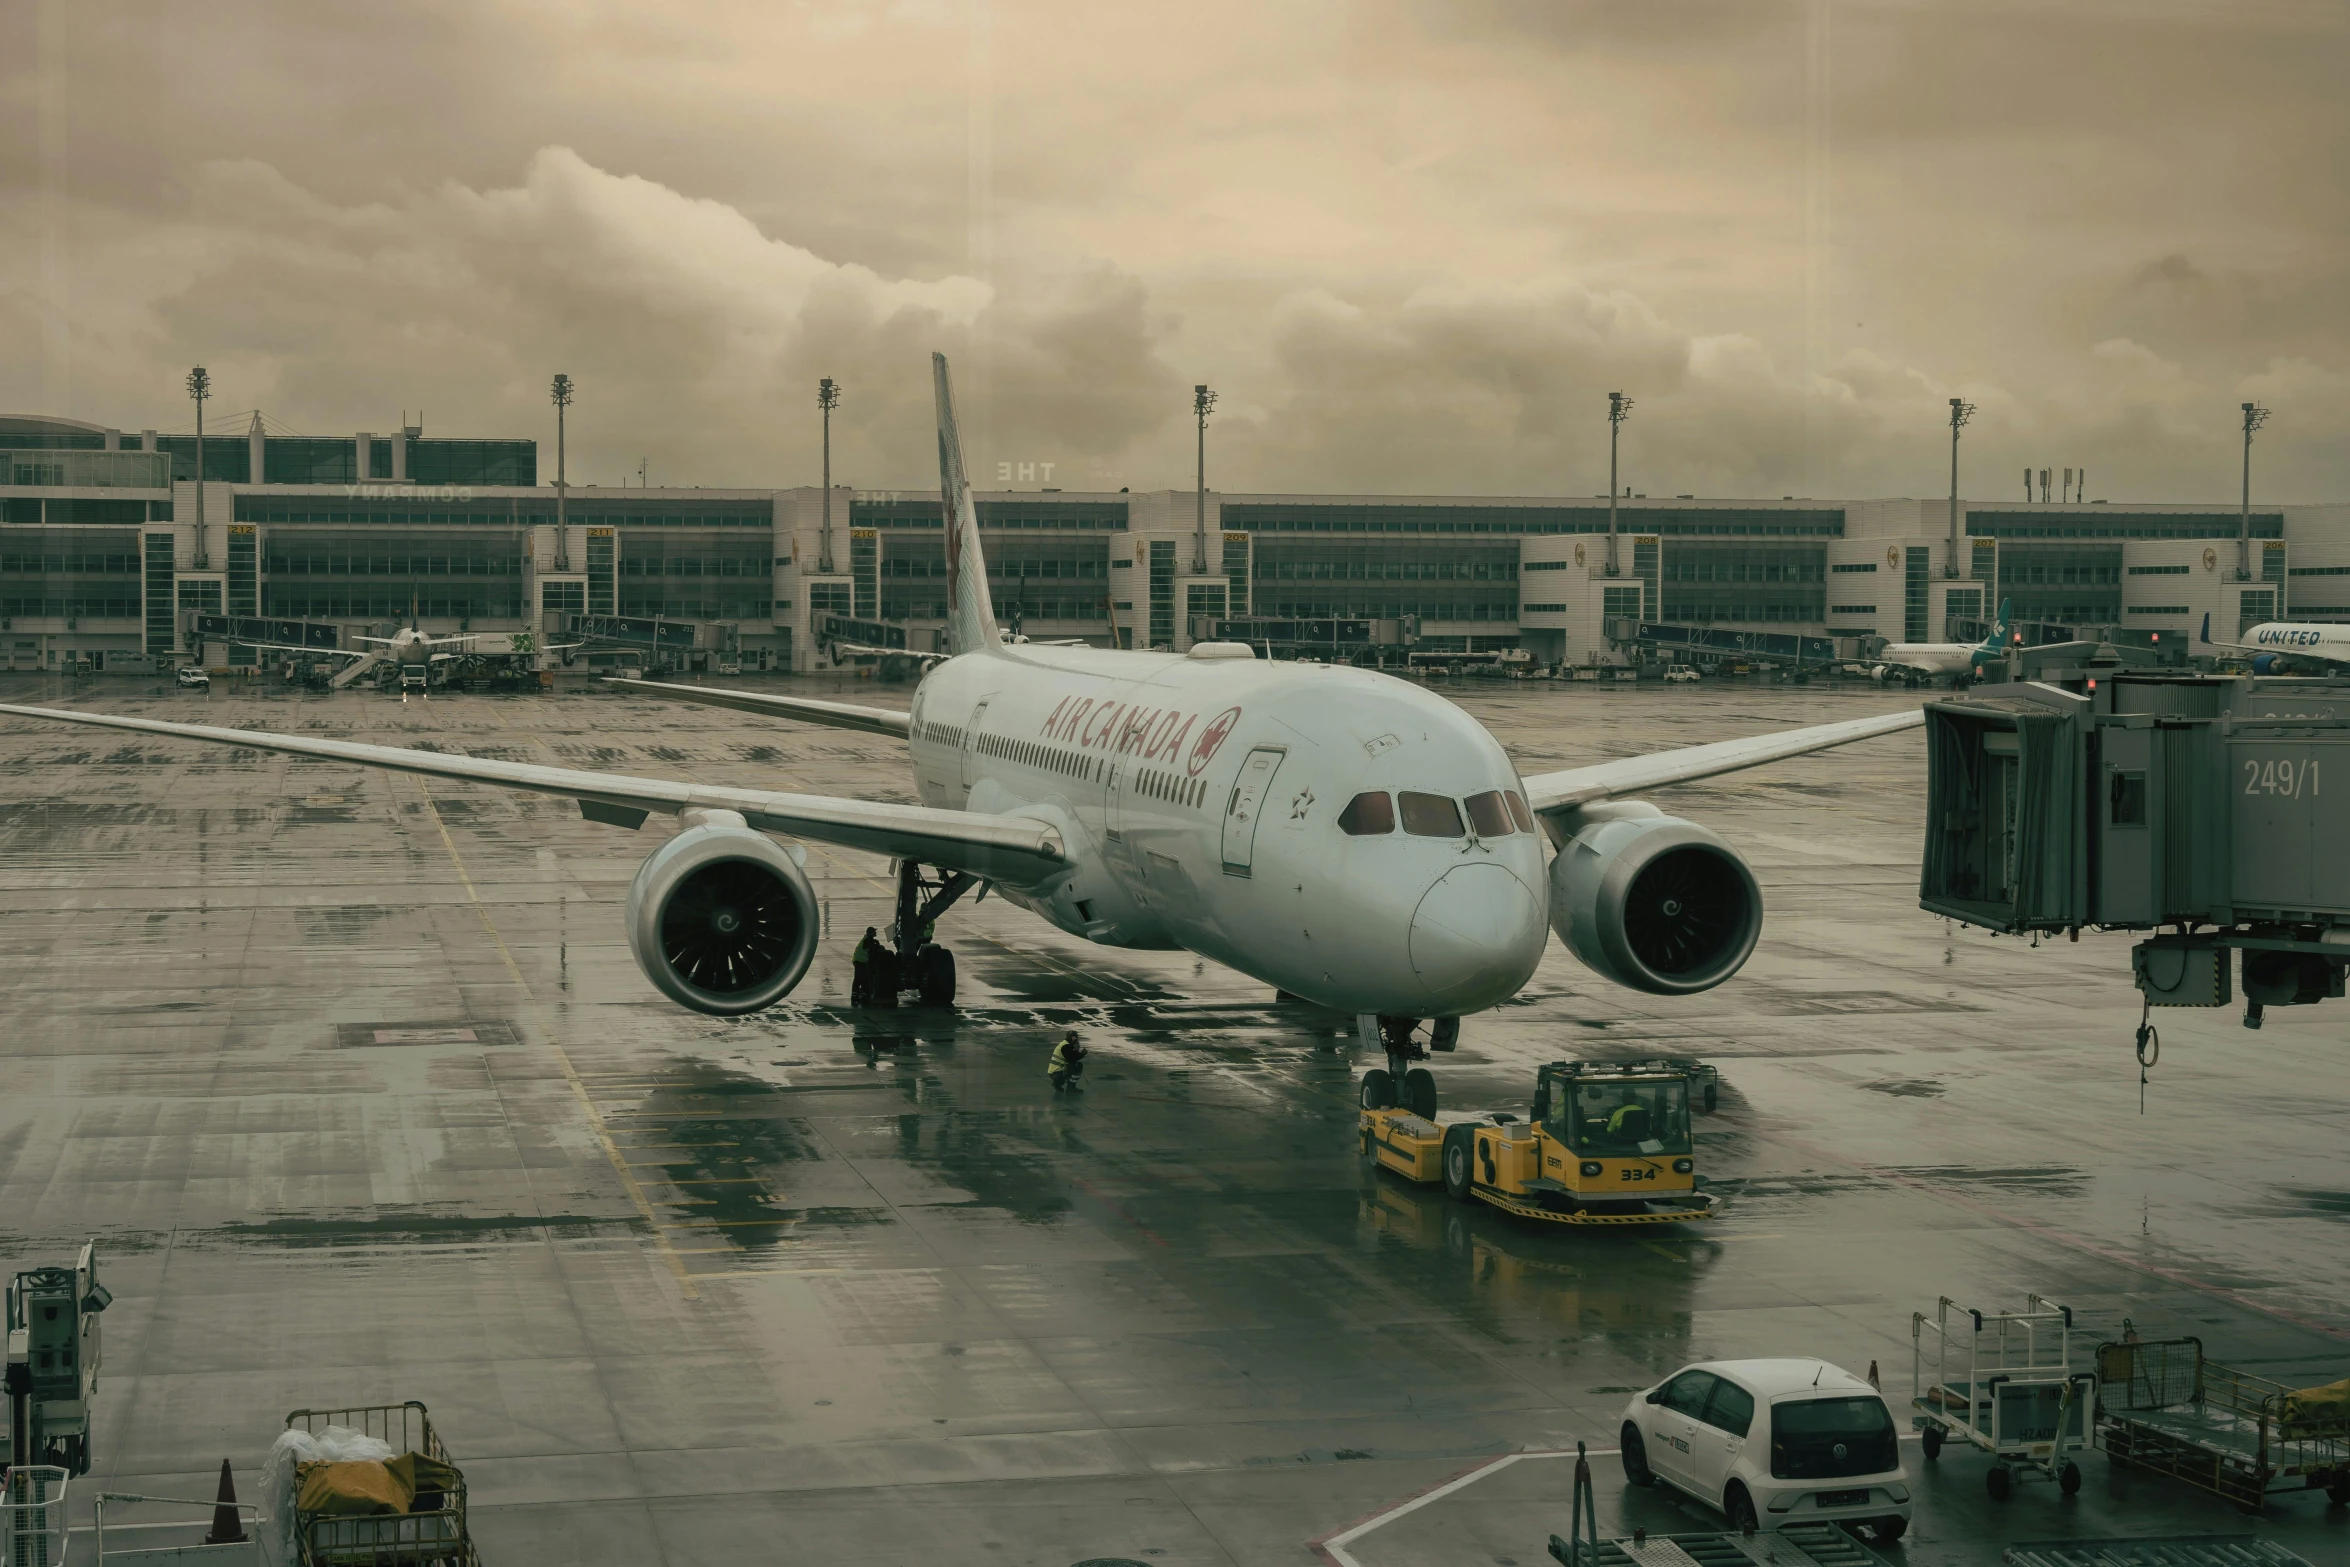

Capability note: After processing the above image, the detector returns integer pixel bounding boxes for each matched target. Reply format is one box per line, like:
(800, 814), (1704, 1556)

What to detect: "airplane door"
(1106, 760), (1128, 842)
(1220, 746), (1285, 876)
(961, 699), (991, 793)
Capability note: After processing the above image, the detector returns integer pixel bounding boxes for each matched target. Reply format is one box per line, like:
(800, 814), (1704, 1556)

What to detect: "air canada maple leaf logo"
(1187, 706), (1241, 776)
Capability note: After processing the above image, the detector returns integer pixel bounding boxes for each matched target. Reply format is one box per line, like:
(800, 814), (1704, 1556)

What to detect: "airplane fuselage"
(1877, 642), (1994, 678)
(2241, 621), (2350, 662)
(905, 644), (1550, 1017)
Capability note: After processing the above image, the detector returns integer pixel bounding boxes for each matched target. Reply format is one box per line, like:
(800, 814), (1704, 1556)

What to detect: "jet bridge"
(1920, 673), (2350, 1028)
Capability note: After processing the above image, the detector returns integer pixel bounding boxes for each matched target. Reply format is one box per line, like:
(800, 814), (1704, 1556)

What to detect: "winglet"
(934, 353), (1002, 657)
(2200, 611), (2211, 645)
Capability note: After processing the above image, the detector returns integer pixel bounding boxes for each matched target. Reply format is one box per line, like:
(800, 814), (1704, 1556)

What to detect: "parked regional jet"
(2201, 611), (2350, 673)
(0, 355), (1923, 1116)
(1871, 600), (2011, 686)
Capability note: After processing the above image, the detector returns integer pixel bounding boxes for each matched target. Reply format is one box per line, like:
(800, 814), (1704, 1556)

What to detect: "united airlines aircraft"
(0, 355), (1922, 1115)
(2201, 611), (2350, 673)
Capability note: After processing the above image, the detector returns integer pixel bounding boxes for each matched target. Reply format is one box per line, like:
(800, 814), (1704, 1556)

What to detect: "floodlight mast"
(2238, 401), (2270, 582)
(1193, 384), (1217, 574)
(1946, 397), (1975, 579)
(550, 374), (574, 572)
(186, 367), (211, 569)
(1605, 392), (1632, 577)
(818, 378), (841, 574)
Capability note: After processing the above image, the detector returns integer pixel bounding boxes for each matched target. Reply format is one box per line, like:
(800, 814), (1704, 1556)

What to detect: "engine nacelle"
(1547, 802), (1762, 995)
(625, 813), (819, 1014)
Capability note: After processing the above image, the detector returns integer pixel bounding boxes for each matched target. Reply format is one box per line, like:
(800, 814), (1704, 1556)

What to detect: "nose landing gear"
(1357, 1014), (1459, 1119)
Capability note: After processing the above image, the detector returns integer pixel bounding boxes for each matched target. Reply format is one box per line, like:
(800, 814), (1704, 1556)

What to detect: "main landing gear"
(1357, 1014), (1460, 1120)
(858, 860), (978, 1009)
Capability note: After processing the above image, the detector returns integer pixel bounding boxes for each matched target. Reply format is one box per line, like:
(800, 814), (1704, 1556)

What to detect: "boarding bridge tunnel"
(1920, 673), (2350, 1027)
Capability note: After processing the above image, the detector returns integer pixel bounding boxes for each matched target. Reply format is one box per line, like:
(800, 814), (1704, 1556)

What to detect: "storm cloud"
(1, 0), (2342, 503)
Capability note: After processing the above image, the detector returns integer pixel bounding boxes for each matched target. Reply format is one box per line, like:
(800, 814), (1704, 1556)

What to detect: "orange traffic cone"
(1866, 1359), (1881, 1389)
(203, 1458), (247, 1545)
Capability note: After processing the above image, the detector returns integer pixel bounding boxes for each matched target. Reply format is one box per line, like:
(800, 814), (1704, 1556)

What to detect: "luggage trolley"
(1912, 1293), (2098, 1500)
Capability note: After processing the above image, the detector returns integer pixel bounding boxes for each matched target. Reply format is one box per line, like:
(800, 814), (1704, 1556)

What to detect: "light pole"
(550, 374), (573, 573)
(1605, 392), (1633, 577)
(1946, 397), (1975, 579)
(186, 366), (211, 568)
(818, 377), (840, 574)
(1193, 384), (1217, 575)
(2237, 400), (2270, 582)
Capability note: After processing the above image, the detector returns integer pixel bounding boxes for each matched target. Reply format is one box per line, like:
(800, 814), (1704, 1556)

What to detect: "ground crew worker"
(1047, 1031), (1086, 1094)
(851, 927), (880, 1005)
(1605, 1093), (1651, 1141)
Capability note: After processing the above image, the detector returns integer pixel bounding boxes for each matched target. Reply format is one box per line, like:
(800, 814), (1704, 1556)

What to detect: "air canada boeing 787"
(0, 354), (1922, 1114)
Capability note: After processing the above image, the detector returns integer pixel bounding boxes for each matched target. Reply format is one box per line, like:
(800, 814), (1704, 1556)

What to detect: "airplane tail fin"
(2200, 611), (2211, 645)
(934, 352), (1002, 658)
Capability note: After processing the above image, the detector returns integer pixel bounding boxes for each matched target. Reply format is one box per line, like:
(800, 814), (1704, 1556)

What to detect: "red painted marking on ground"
(1071, 1175), (1169, 1247)
(1724, 1115), (2350, 1344)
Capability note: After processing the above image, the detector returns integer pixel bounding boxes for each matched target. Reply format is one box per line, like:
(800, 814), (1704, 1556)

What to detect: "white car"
(1664, 664), (1700, 683)
(175, 666), (211, 690)
(1620, 1358), (1909, 1544)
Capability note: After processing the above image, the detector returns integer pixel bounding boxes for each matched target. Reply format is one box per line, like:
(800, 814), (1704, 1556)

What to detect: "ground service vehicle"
(175, 666), (210, 689)
(1620, 1358), (1911, 1543)
(1665, 664), (1700, 683)
(4, 1244), (110, 1475)
(1360, 1059), (1714, 1226)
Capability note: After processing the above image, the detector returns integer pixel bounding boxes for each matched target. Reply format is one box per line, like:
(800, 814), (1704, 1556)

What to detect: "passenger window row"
(1338, 787), (1536, 839)
(948, 726), (1210, 810)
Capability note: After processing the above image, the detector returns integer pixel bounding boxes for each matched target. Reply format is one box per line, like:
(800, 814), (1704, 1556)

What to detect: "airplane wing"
(1520, 706), (1923, 816)
(232, 639), (368, 660)
(0, 703), (1061, 885)
(603, 679), (912, 739)
(827, 638), (948, 668)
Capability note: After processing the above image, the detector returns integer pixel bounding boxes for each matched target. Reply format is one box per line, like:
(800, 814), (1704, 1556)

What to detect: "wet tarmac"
(1, 669), (2345, 1567)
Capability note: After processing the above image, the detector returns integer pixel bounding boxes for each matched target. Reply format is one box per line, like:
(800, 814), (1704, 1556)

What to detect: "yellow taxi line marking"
(413, 775), (697, 1300)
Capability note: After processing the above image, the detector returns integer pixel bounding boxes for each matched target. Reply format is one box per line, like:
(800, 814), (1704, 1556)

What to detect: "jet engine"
(1547, 802), (1762, 995)
(625, 811), (820, 1014)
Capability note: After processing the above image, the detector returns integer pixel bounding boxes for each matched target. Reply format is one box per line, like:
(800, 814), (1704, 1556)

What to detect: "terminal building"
(4, 412), (2345, 674)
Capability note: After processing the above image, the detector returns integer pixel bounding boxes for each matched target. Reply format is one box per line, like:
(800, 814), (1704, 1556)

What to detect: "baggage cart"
(2094, 1337), (2350, 1513)
(1911, 1293), (2097, 1500)
(283, 1402), (478, 1567)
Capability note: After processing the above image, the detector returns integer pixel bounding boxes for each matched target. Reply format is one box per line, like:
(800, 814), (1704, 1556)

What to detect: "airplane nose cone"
(1408, 861), (1545, 1010)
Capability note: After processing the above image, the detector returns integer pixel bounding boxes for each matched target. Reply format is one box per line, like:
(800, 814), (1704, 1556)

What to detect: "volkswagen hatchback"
(1620, 1358), (1909, 1544)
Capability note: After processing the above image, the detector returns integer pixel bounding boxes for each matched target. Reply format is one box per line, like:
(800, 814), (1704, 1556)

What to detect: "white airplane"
(2201, 611), (2350, 673)
(0, 354), (1922, 1116)
(238, 620), (575, 690)
(1871, 600), (2011, 686)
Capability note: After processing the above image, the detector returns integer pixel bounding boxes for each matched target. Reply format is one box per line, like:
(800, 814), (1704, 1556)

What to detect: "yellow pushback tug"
(1360, 1058), (1717, 1226)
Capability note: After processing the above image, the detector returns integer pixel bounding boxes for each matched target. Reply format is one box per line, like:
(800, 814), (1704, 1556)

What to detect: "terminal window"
(1148, 540), (1176, 647)
(542, 581), (585, 613)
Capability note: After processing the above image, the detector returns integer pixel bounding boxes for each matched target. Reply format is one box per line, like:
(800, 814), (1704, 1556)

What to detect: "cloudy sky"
(3, 1), (2343, 503)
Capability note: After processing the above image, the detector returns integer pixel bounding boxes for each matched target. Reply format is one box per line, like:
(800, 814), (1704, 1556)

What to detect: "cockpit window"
(1399, 791), (1465, 838)
(1506, 790), (1536, 833)
(1338, 791), (1395, 835)
(1464, 790), (1515, 837)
